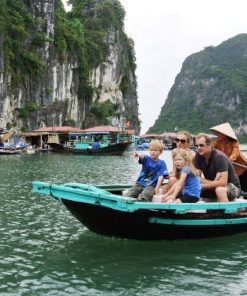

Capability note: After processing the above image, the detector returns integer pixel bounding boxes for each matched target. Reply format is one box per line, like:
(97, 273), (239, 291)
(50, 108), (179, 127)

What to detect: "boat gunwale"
(32, 181), (247, 214)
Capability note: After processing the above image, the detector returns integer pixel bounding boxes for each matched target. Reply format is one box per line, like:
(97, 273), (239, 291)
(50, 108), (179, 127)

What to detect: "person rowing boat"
(210, 122), (247, 191)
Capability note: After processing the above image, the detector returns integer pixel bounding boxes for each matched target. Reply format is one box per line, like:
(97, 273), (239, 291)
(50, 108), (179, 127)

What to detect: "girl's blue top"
(182, 165), (201, 198)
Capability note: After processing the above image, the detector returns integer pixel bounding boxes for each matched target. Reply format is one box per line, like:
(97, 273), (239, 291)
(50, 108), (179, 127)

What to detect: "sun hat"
(210, 122), (237, 140)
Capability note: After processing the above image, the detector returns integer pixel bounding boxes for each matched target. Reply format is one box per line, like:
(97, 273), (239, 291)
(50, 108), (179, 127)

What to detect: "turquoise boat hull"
(32, 181), (247, 240)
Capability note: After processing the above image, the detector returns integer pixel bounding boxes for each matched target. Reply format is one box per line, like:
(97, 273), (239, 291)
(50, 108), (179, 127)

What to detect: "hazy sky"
(119, 0), (247, 134)
(62, 0), (247, 134)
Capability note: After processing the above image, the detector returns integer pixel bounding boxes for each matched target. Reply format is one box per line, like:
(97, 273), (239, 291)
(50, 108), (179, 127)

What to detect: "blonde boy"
(125, 140), (168, 201)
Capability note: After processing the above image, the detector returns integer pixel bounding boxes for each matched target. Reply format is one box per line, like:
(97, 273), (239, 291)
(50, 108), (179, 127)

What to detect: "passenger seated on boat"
(162, 131), (195, 195)
(210, 122), (247, 192)
(0, 141), (4, 148)
(162, 149), (201, 203)
(123, 140), (168, 201)
(194, 133), (241, 202)
(92, 141), (100, 149)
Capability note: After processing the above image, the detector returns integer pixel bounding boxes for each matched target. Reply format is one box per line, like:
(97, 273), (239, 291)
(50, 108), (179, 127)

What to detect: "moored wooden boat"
(0, 148), (22, 155)
(32, 181), (247, 240)
(47, 125), (134, 155)
(23, 145), (36, 154)
(49, 141), (132, 155)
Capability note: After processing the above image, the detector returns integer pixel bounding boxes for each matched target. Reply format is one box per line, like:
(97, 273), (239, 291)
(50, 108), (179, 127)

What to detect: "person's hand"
(200, 177), (206, 185)
(162, 192), (168, 198)
(168, 171), (175, 178)
(133, 151), (139, 158)
(162, 195), (175, 203)
(215, 172), (222, 180)
(162, 197), (174, 203)
(155, 187), (161, 195)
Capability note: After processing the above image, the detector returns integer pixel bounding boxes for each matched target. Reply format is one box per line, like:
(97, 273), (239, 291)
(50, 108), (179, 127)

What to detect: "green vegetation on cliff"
(149, 34), (247, 140)
(0, 0), (139, 130)
(67, 0), (138, 127)
(0, 0), (46, 87)
(68, 0), (125, 67)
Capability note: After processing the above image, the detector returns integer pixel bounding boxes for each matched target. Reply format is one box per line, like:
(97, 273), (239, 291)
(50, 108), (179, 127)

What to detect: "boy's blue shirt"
(136, 155), (168, 187)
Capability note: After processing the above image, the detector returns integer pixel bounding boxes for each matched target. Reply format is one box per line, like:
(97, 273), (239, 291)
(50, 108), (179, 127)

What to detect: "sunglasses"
(175, 138), (187, 144)
(195, 143), (206, 148)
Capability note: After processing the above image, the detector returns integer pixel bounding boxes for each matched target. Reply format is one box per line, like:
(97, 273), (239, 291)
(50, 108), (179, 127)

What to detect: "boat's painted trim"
(32, 181), (247, 214)
(149, 216), (247, 226)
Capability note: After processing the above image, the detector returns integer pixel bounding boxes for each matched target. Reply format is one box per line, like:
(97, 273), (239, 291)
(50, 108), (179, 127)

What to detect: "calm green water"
(1, 151), (247, 296)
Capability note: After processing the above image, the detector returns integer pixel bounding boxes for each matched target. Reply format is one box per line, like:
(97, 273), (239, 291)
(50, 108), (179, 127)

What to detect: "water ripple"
(1, 152), (247, 295)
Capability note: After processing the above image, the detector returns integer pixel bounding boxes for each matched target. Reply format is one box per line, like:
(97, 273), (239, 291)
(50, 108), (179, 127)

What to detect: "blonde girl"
(162, 130), (195, 194)
(162, 149), (201, 203)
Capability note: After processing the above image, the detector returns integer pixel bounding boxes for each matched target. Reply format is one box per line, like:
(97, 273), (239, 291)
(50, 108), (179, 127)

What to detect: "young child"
(162, 131), (195, 194)
(162, 149), (201, 203)
(124, 140), (168, 201)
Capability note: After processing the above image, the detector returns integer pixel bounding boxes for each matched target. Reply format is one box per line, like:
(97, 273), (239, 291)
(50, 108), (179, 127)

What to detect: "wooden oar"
(232, 161), (247, 169)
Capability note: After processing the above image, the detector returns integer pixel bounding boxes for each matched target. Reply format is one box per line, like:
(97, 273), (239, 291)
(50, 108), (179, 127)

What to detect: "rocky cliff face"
(0, 0), (139, 132)
(150, 34), (247, 138)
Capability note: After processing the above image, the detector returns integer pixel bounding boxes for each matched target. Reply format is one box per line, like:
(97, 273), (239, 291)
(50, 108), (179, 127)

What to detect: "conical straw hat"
(210, 122), (237, 140)
(1, 132), (11, 142)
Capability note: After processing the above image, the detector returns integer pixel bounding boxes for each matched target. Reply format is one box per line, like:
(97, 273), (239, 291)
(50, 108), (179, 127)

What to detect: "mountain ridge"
(149, 34), (247, 141)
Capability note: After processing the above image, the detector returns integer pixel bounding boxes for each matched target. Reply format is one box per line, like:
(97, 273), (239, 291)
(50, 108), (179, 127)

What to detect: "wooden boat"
(36, 146), (52, 153)
(48, 141), (132, 156)
(23, 145), (36, 154)
(0, 148), (22, 155)
(32, 181), (247, 240)
(47, 125), (134, 156)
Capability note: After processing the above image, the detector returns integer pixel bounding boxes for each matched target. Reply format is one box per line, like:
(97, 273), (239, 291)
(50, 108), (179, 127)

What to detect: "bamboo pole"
(232, 161), (247, 169)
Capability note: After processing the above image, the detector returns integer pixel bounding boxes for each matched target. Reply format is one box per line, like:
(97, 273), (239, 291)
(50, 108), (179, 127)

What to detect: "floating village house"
(22, 126), (85, 147)
(22, 125), (136, 148)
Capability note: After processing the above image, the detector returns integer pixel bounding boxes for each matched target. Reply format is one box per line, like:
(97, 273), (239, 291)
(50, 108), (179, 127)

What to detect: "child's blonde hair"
(149, 140), (164, 153)
(173, 148), (198, 178)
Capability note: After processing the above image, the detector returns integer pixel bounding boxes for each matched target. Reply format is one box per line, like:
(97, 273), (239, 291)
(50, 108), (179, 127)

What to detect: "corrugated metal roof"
(32, 126), (84, 133)
(21, 132), (41, 136)
(81, 125), (121, 132)
(82, 125), (135, 134)
(22, 125), (135, 135)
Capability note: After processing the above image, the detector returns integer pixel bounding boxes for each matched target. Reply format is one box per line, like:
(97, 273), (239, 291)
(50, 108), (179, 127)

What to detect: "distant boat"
(136, 142), (149, 150)
(48, 141), (132, 156)
(48, 125), (134, 156)
(0, 148), (22, 155)
(23, 145), (36, 154)
(36, 145), (52, 153)
(32, 181), (247, 240)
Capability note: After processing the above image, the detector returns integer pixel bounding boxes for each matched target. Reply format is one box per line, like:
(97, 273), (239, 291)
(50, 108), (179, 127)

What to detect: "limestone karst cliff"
(149, 34), (247, 139)
(0, 0), (140, 132)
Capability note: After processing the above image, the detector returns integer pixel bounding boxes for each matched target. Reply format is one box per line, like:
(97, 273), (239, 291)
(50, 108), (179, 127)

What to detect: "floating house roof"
(22, 125), (135, 137)
(31, 126), (85, 133)
(81, 125), (135, 134)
